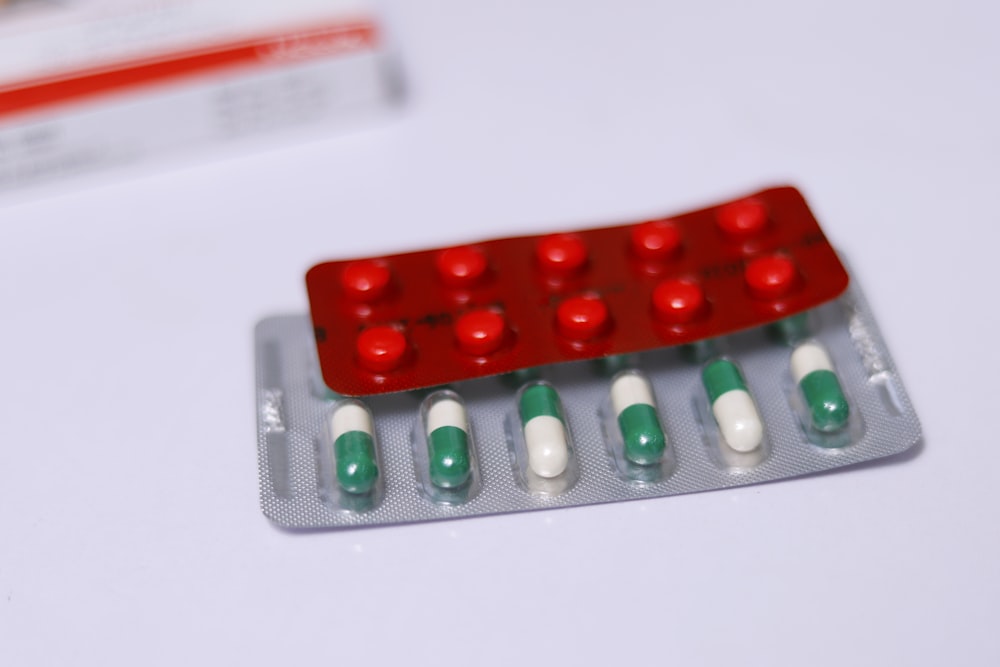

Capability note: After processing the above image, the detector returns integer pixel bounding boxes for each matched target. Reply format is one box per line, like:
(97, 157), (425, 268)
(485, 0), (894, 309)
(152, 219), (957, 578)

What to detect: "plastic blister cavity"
(411, 390), (483, 504)
(506, 381), (580, 495)
(598, 369), (676, 483)
(696, 358), (770, 471)
(786, 340), (866, 449)
(317, 399), (385, 512)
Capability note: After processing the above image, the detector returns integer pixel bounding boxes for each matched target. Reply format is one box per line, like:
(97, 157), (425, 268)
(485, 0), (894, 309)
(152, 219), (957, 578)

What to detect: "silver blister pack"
(254, 270), (921, 529)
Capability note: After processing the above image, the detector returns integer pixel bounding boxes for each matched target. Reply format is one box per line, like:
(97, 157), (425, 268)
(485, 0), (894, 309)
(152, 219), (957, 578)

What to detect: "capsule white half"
(524, 415), (570, 478)
(790, 341), (834, 383)
(711, 390), (763, 453)
(331, 401), (374, 438)
(610, 372), (656, 416)
(426, 396), (468, 435)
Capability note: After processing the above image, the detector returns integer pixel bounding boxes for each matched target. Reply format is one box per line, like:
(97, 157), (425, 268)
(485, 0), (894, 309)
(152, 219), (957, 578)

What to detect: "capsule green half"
(702, 359), (747, 404)
(800, 369), (850, 432)
(334, 430), (379, 494)
(520, 383), (563, 423)
(618, 403), (666, 465)
(767, 312), (811, 345)
(428, 425), (471, 488)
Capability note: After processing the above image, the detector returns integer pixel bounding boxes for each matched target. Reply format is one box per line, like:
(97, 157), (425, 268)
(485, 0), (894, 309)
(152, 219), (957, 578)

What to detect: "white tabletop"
(2, 1), (997, 664)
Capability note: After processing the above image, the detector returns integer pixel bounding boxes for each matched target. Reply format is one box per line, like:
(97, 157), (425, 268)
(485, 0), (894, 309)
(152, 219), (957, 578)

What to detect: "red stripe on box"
(0, 20), (378, 120)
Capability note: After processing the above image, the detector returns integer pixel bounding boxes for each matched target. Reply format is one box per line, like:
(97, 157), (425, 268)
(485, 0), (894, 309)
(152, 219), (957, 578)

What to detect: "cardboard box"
(0, 0), (398, 192)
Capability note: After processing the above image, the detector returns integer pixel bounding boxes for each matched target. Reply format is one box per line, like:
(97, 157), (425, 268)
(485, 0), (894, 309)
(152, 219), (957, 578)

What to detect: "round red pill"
(454, 309), (507, 356)
(631, 220), (682, 261)
(436, 246), (488, 287)
(556, 295), (610, 340)
(356, 326), (407, 373)
(341, 260), (391, 301)
(716, 199), (769, 238)
(745, 255), (798, 299)
(536, 234), (588, 273)
(652, 278), (706, 324)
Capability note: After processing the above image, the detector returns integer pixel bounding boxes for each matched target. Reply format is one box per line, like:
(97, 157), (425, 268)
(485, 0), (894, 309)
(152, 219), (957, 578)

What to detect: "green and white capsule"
(425, 395), (472, 488)
(611, 371), (666, 465)
(702, 359), (763, 453)
(791, 341), (850, 432)
(519, 383), (570, 478)
(330, 400), (379, 494)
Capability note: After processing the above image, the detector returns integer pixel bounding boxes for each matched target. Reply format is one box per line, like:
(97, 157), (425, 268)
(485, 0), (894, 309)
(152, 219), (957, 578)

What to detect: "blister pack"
(254, 186), (921, 529)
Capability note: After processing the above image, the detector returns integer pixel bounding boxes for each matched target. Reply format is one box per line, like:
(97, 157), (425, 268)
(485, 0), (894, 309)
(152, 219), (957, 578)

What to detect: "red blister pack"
(306, 186), (849, 396)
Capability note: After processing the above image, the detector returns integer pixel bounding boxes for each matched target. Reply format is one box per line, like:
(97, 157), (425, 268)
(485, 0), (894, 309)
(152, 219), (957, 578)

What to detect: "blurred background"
(1, 1), (997, 664)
